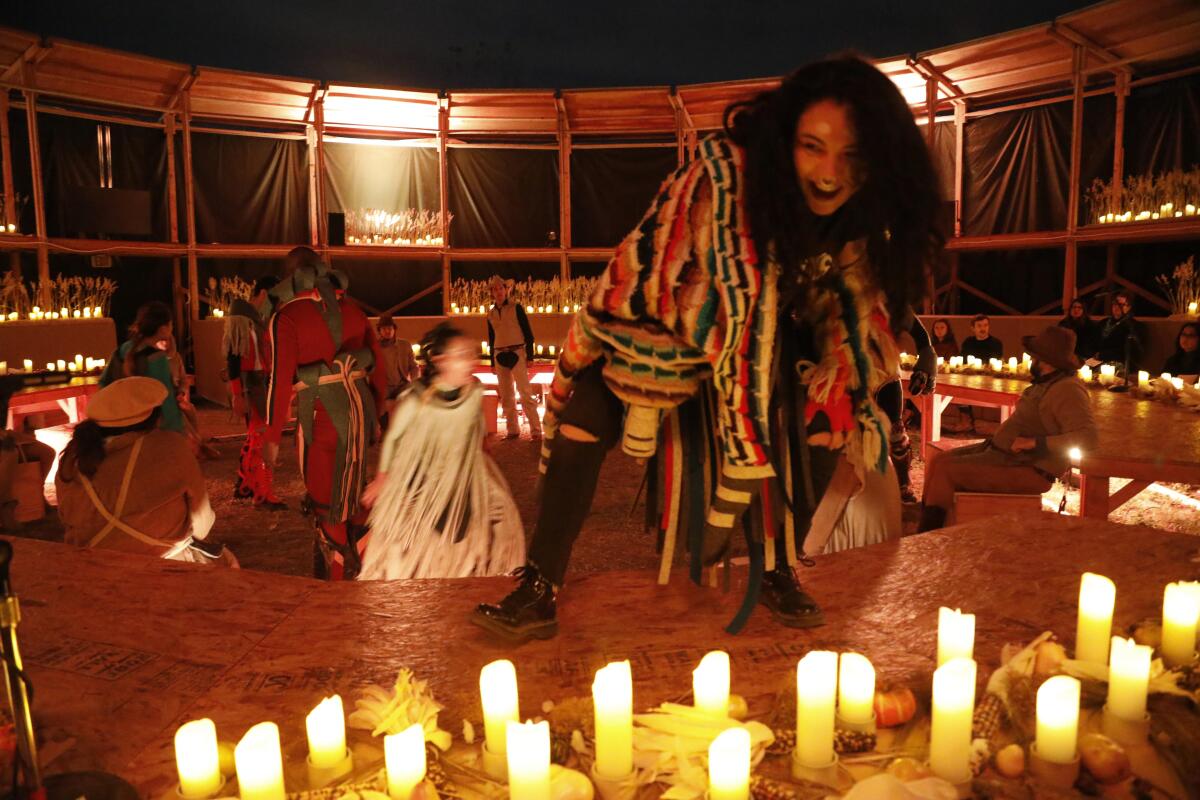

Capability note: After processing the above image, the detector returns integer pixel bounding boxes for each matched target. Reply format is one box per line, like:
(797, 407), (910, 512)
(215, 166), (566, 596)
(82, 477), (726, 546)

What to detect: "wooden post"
(23, 91), (49, 298)
(438, 95), (450, 314)
(306, 124), (319, 247)
(556, 94), (571, 284)
(1111, 70), (1128, 217)
(953, 102), (965, 239)
(1063, 45), (1085, 312)
(314, 98), (328, 249)
(0, 92), (18, 278)
(164, 113), (185, 332)
(925, 78), (938, 150)
(181, 91), (199, 323)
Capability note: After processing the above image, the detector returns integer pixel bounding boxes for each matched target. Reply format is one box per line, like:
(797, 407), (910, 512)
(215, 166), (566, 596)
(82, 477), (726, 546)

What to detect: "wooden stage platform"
(7, 513), (1199, 795)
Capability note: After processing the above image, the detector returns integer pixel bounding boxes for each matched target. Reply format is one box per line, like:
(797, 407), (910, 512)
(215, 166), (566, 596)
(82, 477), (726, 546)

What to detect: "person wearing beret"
(55, 376), (232, 564)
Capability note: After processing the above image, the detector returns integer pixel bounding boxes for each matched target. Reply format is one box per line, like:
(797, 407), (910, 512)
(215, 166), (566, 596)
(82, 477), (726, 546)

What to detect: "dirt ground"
(10, 403), (1199, 578)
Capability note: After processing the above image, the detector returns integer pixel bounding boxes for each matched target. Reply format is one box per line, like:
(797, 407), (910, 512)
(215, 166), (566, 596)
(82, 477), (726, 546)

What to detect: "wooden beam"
(0, 42), (46, 85)
(164, 113), (184, 329)
(925, 78), (937, 151)
(1111, 274), (1170, 311)
(1111, 71), (1128, 216)
(1062, 45), (1085, 312)
(0, 93), (15, 231)
(955, 280), (1022, 316)
(23, 91), (49, 298)
(438, 94), (450, 314)
(306, 125), (319, 247)
(908, 57), (963, 99)
(555, 94), (571, 283)
(167, 68), (198, 112)
(181, 90), (199, 323)
(953, 102), (965, 239)
(314, 95), (328, 250)
(1106, 479), (1150, 512)
(1048, 23), (1127, 71)
(381, 281), (443, 316)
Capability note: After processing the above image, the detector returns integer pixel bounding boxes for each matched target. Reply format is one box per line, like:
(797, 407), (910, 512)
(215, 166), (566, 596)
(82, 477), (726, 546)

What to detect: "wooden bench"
(952, 491), (1044, 525)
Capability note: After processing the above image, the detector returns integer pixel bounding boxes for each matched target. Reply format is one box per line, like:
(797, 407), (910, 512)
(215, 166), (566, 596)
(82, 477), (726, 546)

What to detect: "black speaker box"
(327, 212), (346, 246)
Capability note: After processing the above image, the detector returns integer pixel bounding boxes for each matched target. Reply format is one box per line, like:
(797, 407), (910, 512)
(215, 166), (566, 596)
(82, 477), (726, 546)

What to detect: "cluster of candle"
(476, 341), (558, 358)
(347, 234), (444, 246)
(1081, 368), (1200, 393)
(0, 355), (105, 375)
(939, 353), (1031, 376)
(449, 303), (581, 315)
(2, 223), (15, 233)
(0, 305), (105, 322)
(1096, 202), (1197, 224)
(173, 695), (428, 800)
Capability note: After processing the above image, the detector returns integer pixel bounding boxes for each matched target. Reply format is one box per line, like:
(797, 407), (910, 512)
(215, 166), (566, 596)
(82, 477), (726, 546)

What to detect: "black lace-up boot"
(472, 564), (558, 642)
(759, 564), (825, 628)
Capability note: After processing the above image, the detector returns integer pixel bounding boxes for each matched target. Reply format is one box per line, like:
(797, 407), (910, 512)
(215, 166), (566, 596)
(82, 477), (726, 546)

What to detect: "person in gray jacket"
(486, 276), (543, 439)
(919, 325), (1098, 531)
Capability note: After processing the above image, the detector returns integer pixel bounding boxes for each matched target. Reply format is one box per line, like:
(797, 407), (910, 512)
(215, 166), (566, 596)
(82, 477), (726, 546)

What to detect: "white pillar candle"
(937, 607), (975, 666)
(505, 720), (551, 800)
(384, 723), (426, 800)
(1036, 675), (1081, 764)
(708, 726), (750, 800)
(1137, 371), (1149, 389)
(1075, 573), (1116, 664)
(0, 362), (6, 375)
(480, 659), (519, 756)
(306, 695), (347, 769)
(1007, 357), (1017, 371)
(174, 719), (222, 799)
(1162, 582), (1200, 667)
(929, 657), (977, 784)
(56, 359), (66, 371)
(693, 651), (730, 717)
(22, 359), (32, 372)
(1078, 365), (1092, 381)
(1107, 637), (1151, 721)
(1098, 364), (1116, 386)
(234, 722), (285, 800)
(1190, 301), (1198, 315)
(836, 653), (875, 725)
(794, 651), (837, 767)
(592, 660), (633, 779)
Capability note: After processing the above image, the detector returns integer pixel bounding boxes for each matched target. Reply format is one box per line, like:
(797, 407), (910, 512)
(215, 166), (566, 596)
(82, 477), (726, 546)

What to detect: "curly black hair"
(724, 54), (944, 319)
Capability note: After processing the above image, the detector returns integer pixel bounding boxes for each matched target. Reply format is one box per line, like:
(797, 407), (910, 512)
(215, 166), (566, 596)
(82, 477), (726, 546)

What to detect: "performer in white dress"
(358, 323), (526, 580)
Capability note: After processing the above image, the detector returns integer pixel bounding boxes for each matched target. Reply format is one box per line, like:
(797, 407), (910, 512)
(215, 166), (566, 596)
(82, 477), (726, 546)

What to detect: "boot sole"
(763, 604), (827, 629)
(470, 611), (559, 643)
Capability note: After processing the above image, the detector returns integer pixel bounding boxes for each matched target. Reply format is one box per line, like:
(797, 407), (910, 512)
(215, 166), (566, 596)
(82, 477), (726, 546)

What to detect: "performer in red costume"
(265, 247), (387, 579)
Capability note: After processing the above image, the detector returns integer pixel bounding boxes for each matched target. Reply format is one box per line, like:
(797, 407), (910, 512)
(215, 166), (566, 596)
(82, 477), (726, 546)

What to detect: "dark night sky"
(6, 1), (1100, 90)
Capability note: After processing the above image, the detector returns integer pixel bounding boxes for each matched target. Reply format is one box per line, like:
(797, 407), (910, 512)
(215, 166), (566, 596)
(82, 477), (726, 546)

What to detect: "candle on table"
(384, 723), (426, 800)
(1161, 372), (1172, 383)
(536, 344), (544, 355)
(1137, 371), (1149, 389)
(836, 653), (875, 726)
(708, 726), (750, 800)
(505, 720), (551, 800)
(174, 718), (222, 799)
(693, 650), (731, 717)
(1161, 582), (1199, 667)
(56, 359), (66, 371)
(548, 345), (556, 356)
(45, 362), (54, 371)
(410, 343), (420, 356)
(480, 659), (519, 757)
(1099, 364), (1116, 386)
(1078, 365), (1092, 382)
(1107, 636), (1151, 721)
(1076, 572), (1116, 664)
(1036, 675), (1081, 764)
(1171, 377), (1184, 391)
(1007, 357), (1017, 371)
(937, 607), (975, 666)
(592, 660), (633, 780)
(1190, 301), (1198, 315)
(234, 722), (285, 800)
(929, 657), (977, 784)
(306, 695), (347, 769)
(794, 651), (837, 767)
(22, 359), (32, 372)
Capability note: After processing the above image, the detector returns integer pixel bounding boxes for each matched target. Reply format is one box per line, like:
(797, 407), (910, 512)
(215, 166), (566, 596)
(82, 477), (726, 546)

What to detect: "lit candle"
(1190, 301), (1199, 316)
(937, 607), (975, 666)
(234, 722), (285, 800)
(1098, 364), (1116, 386)
(536, 344), (544, 355)
(94, 306), (102, 316)
(174, 719), (222, 799)
(1007, 357), (1017, 372)
(929, 657), (977, 784)
(0, 362), (6, 375)
(693, 651), (731, 717)
(306, 695), (347, 769)
(1171, 377), (1184, 391)
(1036, 675), (1080, 764)
(410, 343), (420, 356)
(481, 341), (489, 355)
(794, 651), (837, 768)
(1137, 370), (1149, 389)
(384, 723), (426, 800)
(72, 309), (80, 318)
(708, 727), (750, 800)
(56, 359), (66, 371)
(1078, 365), (1092, 382)
(592, 660), (633, 780)
(989, 357), (1002, 373)
(74, 354), (83, 367)
(526, 305), (534, 313)
(59, 307), (67, 318)
(22, 359), (32, 371)
(480, 659), (519, 757)
(836, 653), (875, 726)
(505, 720), (551, 800)
(1162, 582), (1199, 667)
(1107, 637), (1151, 721)
(1076, 573), (1116, 664)
(1069, 447), (1082, 465)
(46, 362), (55, 371)
(548, 345), (556, 356)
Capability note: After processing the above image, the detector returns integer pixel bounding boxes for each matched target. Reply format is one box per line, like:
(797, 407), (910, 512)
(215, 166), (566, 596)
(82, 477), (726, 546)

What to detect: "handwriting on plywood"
(24, 636), (158, 681)
(223, 665), (341, 695)
(141, 660), (225, 693)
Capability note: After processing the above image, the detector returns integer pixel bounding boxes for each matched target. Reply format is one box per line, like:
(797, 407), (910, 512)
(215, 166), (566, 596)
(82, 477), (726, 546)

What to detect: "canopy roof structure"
(0, 0), (1198, 327)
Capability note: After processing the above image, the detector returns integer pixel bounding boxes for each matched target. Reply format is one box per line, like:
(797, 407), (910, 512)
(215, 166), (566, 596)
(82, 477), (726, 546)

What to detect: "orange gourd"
(873, 687), (917, 728)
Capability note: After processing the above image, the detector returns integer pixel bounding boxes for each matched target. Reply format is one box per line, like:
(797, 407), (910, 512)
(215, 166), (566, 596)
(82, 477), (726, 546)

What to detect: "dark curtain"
(957, 249), (1063, 315)
(190, 132), (308, 244)
(47, 254), (175, 335)
(1125, 73), (1200, 176)
(323, 142), (439, 214)
(331, 258), (443, 316)
(963, 104), (1070, 236)
(111, 122), (170, 238)
(448, 148), (558, 247)
(1080, 95), (1116, 226)
(929, 121), (955, 202)
(1110, 241), (1196, 318)
(570, 147), (677, 247)
(5, 111), (35, 235)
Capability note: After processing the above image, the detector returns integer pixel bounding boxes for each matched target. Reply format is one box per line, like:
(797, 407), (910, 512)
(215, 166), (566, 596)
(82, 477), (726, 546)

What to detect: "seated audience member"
(919, 326), (1097, 532)
(959, 314), (1003, 361)
(0, 430), (55, 530)
(1095, 292), (1143, 369)
(55, 377), (234, 564)
(930, 318), (958, 360)
(1057, 299), (1099, 360)
(100, 301), (184, 434)
(1162, 322), (1200, 379)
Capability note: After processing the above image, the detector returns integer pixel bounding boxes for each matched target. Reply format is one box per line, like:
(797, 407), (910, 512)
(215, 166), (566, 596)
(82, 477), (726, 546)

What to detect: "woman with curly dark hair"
(99, 301), (184, 434)
(474, 55), (944, 642)
(357, 323), (525, 580)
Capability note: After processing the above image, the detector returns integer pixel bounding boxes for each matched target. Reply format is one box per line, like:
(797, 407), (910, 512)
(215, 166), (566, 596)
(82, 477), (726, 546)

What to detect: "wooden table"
(6, 513), (1199, 795)
(914, 372), (1200, 520)
(5, 375), (101, 430)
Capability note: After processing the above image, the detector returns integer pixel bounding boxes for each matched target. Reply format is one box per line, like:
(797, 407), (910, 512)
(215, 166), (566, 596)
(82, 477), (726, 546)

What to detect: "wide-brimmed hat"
(488, 275), (512, 291)
(1021, 326), (1081, 372)
(86, 377), (168, 427)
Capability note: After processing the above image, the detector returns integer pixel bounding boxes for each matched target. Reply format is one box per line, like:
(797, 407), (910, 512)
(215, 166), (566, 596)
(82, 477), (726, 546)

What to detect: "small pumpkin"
(873, 687), (917, 728)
